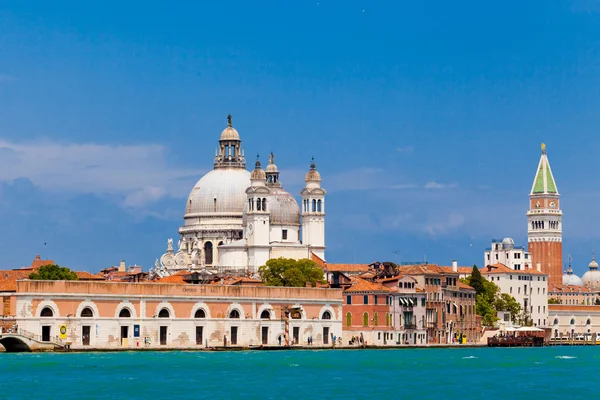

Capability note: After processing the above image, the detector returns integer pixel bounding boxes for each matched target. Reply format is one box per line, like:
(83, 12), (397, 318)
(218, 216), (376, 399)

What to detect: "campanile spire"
(527, 143), (562, 288)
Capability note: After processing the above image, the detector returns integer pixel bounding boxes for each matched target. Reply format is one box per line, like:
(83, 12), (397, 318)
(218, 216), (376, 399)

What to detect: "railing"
(404, 324), (417, 330)
(426, 322), (437, 329)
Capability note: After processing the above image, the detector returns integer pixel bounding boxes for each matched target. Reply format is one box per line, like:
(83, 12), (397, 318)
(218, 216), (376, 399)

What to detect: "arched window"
(262, 198), (267, 211)
(80, 307), (93, 318)
(322, 311), (331, 320)
(260, 310), (271, 319)
(317, 199), (322, 212)
(587, 319), (592, 325)
(158, 308), (170, 318)
(373, 312), (379, 326)
(204, 242), (213, 265)
(229, 309), (240, 319)
(194, 309), (206, 318)
(312, 199), (317, 212)
(256, 197), (261, 211)
(119, 308), (131, 318)
(40, 307), (53, 317)
(346, 312), (352, 327)
(570, 318), (575, 325)
(363, 312), (369, 327)
(218, 241), (224, 247)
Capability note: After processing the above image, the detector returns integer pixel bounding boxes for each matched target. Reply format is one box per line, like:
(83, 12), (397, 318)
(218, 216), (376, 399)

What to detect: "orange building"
(527, 143), (562, 288)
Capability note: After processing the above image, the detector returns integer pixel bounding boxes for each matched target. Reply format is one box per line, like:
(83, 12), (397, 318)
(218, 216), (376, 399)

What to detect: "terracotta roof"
(0, 270), (31, 292)
(358, 272), (376, 279)
(377, 275), (404, 283)
(344, 277), (391, 293)
(481, 263), (547, 275)
(549, 285), (594, 293)
(155, 271), (189, 284)
(75, 271), (105, 281)
(458, 281), (475, 291)
(397, 264), (452, 275)
(311, 252), (326, 268)
(326, 264), (370, 273)
(229, 277), (264, 286)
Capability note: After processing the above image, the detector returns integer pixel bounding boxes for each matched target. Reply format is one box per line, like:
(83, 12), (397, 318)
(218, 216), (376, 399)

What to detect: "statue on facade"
(167, 238), (174, 252)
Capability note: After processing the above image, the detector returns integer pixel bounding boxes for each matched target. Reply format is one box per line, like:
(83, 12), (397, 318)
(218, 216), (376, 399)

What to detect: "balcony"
(426, 322), (437, 329)
(404, 324), (417, 330)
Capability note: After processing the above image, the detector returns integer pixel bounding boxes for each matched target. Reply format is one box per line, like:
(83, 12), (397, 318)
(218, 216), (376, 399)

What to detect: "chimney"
(118, 260), (126, 272)
(452, 260), (458, 273)
(536, 262), (542, 272)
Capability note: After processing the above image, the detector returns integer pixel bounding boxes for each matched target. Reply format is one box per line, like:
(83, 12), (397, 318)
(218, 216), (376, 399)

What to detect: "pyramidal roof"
(530, 143), (558, 195)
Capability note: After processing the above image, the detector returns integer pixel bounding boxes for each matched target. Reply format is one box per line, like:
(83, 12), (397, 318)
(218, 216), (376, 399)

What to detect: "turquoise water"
(0, 347), (596, 399)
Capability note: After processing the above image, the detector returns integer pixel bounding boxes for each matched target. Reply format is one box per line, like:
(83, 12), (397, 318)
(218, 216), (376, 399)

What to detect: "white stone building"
(484, 238), (532, 271)
(153, 115), (326, 277)
(480, 263), (549, 327)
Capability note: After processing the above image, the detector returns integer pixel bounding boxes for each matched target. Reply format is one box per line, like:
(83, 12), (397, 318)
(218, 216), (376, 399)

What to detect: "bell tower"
(527, 143), (562, 288)
(301, 158), (326, 260)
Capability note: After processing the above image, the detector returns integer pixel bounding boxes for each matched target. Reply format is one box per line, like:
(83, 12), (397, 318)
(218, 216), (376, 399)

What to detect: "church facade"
(153, 116), (326, 277)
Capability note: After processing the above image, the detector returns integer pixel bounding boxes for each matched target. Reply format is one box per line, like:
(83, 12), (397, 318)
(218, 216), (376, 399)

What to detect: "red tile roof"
(326, 264), (370, 273)
(481, 263), (547, 275)
(458, 281), (475, 291)
(311, 252), (326, 268)
(344, 277), (391, 293)
(0, 270), (32, 292)
(75, 271), (105, 281)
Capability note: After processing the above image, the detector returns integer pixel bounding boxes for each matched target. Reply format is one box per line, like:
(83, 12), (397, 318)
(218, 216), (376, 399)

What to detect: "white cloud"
(423, 213), (466, 236)
(424, 181), (458, 190)
(0, 139), (203, 208)
(396, 146), (414, 153)
(0, 75), (16, 83)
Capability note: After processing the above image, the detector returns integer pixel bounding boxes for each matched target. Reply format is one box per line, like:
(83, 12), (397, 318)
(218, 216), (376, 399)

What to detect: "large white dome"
(185, 168), (251, 216)
(582, 270), (600, 290)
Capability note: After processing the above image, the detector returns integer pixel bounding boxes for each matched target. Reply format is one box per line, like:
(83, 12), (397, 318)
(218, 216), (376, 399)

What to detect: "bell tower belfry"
(527, 143), (562, 288)
(301, 158), (326, 260)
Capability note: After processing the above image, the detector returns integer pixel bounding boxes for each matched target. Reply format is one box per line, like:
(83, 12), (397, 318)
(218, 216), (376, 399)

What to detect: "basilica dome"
(563, 270), (583, 286)
(267, 187), (301, 226)
(185, 168), (251, 216)
(582, 256), (600, 290)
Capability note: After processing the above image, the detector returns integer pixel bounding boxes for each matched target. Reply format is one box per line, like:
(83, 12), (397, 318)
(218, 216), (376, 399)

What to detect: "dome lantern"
(214, 114), (246, 169)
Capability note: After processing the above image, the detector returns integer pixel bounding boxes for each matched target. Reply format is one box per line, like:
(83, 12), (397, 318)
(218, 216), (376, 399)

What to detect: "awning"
(516, 326), (544, 332)
(401, 298), (407, 306)
(453, 302), (458, 308)
(410, 299), (415, 306)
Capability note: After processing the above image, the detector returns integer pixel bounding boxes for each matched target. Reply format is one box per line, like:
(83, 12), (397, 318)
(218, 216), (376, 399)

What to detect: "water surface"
(0, 347), (595, 399)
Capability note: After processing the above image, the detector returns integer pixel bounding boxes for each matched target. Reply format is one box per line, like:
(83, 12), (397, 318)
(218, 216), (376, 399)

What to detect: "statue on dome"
(227, 114), (232, 126)
(155, 258), (160, 269)
(167, 238), (174, 252)
(269, 152), (274, 164)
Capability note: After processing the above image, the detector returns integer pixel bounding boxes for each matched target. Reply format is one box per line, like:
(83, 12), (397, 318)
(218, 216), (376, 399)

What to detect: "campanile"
(527, 143), (562, 288)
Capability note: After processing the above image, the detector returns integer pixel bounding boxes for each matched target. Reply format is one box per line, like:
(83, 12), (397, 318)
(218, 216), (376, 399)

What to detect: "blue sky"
(1, 1), (600, 275)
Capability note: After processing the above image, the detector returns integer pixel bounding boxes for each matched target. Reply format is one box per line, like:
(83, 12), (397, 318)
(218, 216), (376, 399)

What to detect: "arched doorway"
(80, 307), (93, 346)
(204, 242), (213, 265)
(40, 307), (54, 342)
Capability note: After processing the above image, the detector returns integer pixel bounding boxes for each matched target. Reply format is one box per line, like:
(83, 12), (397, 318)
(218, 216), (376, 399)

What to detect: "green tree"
(469, 265), (485, 295)
(548, 298), (560, 305)
(29, 264), (78, 281)
(595, 298), (600, 306)
(258, 258), (325, 287)
(495, 293), (522, 323)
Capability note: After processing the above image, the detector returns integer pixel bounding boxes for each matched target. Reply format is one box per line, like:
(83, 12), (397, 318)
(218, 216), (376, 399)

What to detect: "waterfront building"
(341, 276), (427, 346)
(154, 116), (326, 277)
(527, 143), (562, 288)
(395, 264), (479, 344)
(3, 280), (341, 350)
(548, 305), (600, 339)
(484, 238), (532, 271)
(480, 263), (549, 327)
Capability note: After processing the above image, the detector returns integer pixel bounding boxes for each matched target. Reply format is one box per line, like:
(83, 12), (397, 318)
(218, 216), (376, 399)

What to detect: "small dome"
(265, 162), (278, 173)
(250, 159), (266, 181)
(501, 237), (514, 250)
(220, 126), (240, 141)
(589, 259), (599, 269)
(563, 272), (583, 287)
(267, 187), (300, 226)
(502, 237), (514, 245)
(305, 160), (321, 182)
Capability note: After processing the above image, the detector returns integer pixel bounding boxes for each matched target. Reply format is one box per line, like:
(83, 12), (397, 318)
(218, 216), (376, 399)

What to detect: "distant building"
(484, 238), (531, 271)
(4, 280), (342, 350)
(480, 263), (549, 327)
